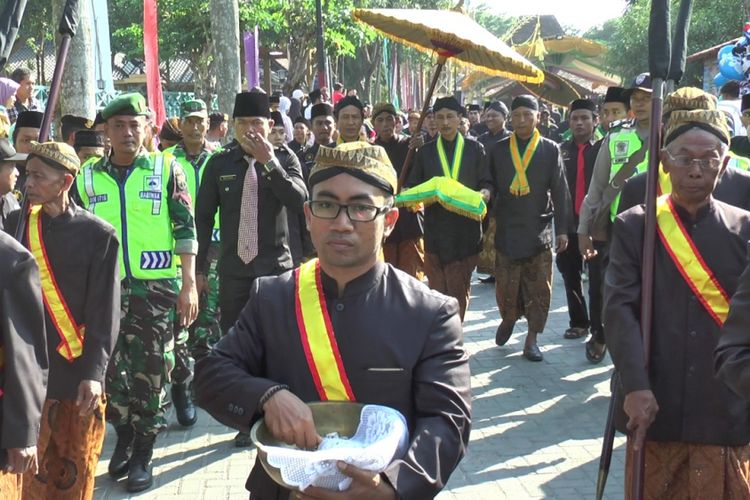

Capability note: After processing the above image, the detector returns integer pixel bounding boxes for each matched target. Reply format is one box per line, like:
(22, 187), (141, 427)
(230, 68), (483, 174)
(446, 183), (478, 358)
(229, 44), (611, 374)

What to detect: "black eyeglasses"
(664, 150), (722, 172)
(308, 200), (391, 222)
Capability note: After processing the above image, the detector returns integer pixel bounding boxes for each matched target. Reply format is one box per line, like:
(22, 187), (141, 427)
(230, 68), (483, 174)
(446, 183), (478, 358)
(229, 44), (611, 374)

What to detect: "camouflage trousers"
(189, 243), (221, 361)
(106, 278), (177, 436)
(171, 246), (221, 383)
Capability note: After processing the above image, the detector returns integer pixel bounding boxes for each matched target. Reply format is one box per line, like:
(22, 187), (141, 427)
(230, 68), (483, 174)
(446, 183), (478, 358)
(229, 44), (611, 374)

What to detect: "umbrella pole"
(397, 54), (448, 191)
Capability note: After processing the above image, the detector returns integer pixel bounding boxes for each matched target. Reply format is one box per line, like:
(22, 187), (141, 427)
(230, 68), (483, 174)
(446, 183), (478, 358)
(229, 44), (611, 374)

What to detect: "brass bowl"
(250, 401), (365, 489)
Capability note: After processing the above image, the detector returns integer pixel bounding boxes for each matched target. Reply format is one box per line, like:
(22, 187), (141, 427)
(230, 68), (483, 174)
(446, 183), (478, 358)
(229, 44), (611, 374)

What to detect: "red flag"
(143, 0), (165, 129)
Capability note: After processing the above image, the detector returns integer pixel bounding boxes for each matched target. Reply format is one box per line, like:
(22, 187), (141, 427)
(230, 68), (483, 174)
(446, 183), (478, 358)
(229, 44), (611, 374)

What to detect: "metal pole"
(314, 0), (326, 90)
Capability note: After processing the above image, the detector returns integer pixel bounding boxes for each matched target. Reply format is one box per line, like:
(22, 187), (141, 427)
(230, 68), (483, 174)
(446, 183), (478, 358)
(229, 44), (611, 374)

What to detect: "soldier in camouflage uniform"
(164, 99), (221, 428)
(75, 93), (198, 493)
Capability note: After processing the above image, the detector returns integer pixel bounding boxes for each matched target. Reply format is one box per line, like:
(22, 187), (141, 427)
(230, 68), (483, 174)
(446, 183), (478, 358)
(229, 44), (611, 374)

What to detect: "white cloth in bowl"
(261, 404), (409, 491)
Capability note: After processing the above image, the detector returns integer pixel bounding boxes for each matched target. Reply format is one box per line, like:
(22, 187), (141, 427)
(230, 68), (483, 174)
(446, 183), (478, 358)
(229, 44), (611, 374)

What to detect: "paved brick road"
(94, 271), (626, 499)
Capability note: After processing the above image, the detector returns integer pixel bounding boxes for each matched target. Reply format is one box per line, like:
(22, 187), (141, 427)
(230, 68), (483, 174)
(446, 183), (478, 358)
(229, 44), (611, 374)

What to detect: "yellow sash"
(28, 205), (85, 361)
(294, 259), (355, 401)
(509, 129), (541, 196)
(656, 195), (730, 326)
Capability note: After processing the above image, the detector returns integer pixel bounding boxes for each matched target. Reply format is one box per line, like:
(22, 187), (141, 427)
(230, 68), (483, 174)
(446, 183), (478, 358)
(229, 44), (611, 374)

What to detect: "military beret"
(101, 93), (149, 120)
(74, 130), (105, 150)
(233, 91), (270, 119)
(16, 110), (43, 129)
(310, 142), (397, 194)
(28, 141), (80, 175)
(511, 95), (539, 111)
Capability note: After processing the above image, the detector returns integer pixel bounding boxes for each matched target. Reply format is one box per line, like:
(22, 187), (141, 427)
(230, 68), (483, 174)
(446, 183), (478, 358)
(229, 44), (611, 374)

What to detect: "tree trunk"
(210, 0), (241, 136)
(52, 0), (96, 131)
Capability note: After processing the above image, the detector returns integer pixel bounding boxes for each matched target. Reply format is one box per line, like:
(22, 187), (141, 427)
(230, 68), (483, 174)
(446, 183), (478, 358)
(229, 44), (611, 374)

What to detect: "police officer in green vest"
(576, 73), (652, 362)
(163, 99), (220, 429)
(578, 73), (652, 250)
(76, 93), (199, 493)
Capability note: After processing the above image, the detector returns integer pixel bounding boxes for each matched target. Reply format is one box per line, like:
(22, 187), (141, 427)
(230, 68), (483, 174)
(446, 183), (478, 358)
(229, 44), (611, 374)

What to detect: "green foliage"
(587, 0), (745, 86)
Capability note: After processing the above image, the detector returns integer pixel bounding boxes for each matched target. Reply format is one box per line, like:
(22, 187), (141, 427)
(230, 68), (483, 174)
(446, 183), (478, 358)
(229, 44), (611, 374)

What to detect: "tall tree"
(52, 0), (95, 125)
(210, 0), (240, 135)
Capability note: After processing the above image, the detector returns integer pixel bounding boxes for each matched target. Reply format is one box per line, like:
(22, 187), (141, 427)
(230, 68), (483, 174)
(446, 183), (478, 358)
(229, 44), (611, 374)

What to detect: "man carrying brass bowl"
(195, 141), (471, 499)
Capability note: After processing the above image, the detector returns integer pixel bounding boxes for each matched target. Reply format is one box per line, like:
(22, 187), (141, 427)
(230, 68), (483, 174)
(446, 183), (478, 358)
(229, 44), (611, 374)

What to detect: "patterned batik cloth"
(23, 398), (107, 500)
(624, 439), (750, 500)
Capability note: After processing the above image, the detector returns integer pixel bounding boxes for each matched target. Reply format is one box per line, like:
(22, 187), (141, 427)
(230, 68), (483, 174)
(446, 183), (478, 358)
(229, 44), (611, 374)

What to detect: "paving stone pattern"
(94, 270), (626, 499)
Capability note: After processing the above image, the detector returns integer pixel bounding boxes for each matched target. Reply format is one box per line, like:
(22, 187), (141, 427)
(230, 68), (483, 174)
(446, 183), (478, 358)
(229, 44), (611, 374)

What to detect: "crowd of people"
(2, 64), (750, 500)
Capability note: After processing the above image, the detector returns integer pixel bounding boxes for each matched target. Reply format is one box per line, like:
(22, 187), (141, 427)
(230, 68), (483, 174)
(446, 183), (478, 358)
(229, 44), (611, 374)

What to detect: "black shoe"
(234, 431), (253, 448)
(127, 433), (156, 492)
(585, 338), (608, 364)
(479, 275), (496, 284)
(171, 383), (197, 427)
(495, 320), (515, 346)
(523, 343), (544, 362)
(108, 424), (134, 479)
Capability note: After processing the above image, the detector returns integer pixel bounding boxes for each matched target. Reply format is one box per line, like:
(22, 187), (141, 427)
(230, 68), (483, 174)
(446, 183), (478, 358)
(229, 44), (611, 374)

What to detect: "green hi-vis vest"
(77, 153), (178, 280)
(608, 129), (649, 221)
(729, 152), (750, 171)
(165, 145), (221, 242)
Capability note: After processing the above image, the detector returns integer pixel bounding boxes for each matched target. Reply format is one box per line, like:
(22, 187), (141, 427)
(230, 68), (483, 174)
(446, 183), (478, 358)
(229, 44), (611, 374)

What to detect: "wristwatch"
(262, 157), (280, 174)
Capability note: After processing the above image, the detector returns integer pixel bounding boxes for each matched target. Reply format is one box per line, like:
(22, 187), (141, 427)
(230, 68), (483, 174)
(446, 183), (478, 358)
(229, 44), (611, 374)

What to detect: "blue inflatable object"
(719, 44), (745, 81)
(714, 73), (731, 87)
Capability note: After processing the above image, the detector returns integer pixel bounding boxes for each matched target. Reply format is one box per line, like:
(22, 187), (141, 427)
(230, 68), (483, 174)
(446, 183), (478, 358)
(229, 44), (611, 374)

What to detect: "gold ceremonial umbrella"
(463, 69), (588, 108)
(352, 5), (544, 188)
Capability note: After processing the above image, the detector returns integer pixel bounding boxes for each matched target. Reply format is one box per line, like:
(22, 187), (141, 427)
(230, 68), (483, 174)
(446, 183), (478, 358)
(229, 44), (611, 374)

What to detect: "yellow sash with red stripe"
(28, 205), (85, 361)
(656, 195), (730, 326)
(294, 259), (355, 401)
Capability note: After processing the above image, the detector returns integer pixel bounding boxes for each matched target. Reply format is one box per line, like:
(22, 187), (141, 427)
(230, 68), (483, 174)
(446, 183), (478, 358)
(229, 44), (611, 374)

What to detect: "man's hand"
(295, 462), (397, 500)
(5, 446), (38, 474)
(479, 188), (491, 204)
(177, 282), (198, 327)
(624, 389), (659, 451)
(578, 233), (598, 260)
(555, 234), (568, 253)
(408, 134), (424, 150)
(196, 273), (208, 296)
(241, 130), (274, 164)
(263, 389), (321, 450)
(75, 379), (102, 416)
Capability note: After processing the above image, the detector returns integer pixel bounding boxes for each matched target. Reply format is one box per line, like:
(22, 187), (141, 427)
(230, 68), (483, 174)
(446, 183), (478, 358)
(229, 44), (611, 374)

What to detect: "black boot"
(108, 424), (134, 479)
(127, 433), (156, 492)
(171, 383), (197, 427)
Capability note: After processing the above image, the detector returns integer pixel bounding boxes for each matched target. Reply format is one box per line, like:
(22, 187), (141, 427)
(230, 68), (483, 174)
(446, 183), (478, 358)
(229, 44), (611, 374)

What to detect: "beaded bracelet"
(259, 384), (290, 410)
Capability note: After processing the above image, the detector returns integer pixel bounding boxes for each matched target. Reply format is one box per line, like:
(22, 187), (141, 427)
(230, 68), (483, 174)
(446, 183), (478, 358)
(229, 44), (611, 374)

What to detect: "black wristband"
(259, 384), (289, 410)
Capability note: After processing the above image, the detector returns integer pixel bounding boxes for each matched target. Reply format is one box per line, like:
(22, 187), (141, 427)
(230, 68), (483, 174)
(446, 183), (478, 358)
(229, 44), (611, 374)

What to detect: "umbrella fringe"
(352, 10), (544, 84)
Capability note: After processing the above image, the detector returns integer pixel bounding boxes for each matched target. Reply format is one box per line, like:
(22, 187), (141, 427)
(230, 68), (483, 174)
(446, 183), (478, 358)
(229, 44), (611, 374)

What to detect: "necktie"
(574, 143), (587, 215)
(237, 156), (259, 264)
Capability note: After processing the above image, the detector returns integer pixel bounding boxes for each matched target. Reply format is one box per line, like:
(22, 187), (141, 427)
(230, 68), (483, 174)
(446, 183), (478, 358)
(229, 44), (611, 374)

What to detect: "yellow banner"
(294, 259), (354, 401)
(656, 195), (730, 326)
(28, 206), (84, 361)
